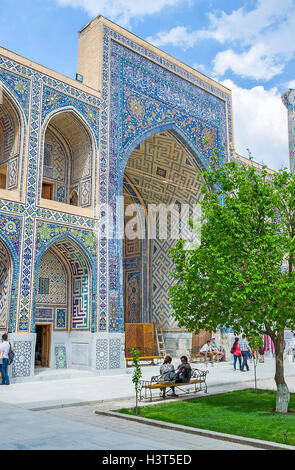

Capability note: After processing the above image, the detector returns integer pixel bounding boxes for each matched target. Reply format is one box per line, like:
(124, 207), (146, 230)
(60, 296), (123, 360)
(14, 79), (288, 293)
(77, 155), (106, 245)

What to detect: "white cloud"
(213, 45), (285, 81)
(223, 79), (289, 170)
(288, 80), (295, 89)
(55, 0), (183, 27)
(146, 0), (295, 81)
(146, 25), (207, 48)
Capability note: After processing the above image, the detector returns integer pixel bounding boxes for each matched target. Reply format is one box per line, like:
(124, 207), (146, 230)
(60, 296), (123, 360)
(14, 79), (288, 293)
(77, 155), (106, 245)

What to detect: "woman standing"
(231, 337), (242, 371)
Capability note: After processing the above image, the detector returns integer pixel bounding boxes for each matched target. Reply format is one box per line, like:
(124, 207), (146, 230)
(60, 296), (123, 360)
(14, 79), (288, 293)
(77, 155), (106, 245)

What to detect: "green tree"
(131, 348), (142, 415)
(170, 158), (295, 413)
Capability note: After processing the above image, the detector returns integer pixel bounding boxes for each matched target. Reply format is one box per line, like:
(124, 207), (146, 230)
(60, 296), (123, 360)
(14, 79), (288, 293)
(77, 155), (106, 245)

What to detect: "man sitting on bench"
(211, 337), (224, 362)
(200, 340), (214, 364)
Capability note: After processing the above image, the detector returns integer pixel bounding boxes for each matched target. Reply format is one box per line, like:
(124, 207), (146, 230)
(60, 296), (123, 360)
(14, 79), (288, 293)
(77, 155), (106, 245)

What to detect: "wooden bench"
(190, 352), (205, 363)
(190, 351), (219, 366)
(126, 355), (164, 367)
(139, 368), (209, 401)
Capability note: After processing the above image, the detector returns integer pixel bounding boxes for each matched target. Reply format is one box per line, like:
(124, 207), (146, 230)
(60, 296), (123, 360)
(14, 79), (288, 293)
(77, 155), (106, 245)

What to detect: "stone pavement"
(1, 355), (295, 410)
(0, 356), (294, 450)
(0, 400), (259, 450)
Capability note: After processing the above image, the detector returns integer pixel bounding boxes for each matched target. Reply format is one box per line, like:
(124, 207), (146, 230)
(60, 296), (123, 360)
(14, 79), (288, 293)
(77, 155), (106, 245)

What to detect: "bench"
(126, 355), (164, 367)
(190, 352), (205, 363)
(190, 350), (223, 365)
(139, 368), (209, 401)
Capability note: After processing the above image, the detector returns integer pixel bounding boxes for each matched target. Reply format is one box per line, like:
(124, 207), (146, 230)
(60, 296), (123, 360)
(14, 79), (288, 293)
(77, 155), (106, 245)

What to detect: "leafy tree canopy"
(170, 158), (295, 340)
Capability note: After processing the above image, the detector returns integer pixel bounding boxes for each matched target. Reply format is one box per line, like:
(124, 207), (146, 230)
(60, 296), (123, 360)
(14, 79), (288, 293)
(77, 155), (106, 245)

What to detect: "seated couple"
(200, 338), (224, 363)
(159, 355), (192, 399)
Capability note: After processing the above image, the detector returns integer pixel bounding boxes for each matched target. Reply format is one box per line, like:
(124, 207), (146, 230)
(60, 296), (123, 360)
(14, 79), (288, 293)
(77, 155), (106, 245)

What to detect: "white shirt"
(200, 343), (212, 353)
(0, 342), (10, 359)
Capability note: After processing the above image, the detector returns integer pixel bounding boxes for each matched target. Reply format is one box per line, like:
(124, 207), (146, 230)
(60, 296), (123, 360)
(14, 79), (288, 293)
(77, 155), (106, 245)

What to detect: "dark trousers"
(241, 351), (249, 371)
(1, 358), (10, 385)
(233, 355), (242, 370)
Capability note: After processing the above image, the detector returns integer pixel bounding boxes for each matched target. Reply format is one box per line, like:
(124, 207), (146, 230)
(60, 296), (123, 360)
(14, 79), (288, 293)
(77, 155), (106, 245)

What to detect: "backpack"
(8, 343), (15, 365)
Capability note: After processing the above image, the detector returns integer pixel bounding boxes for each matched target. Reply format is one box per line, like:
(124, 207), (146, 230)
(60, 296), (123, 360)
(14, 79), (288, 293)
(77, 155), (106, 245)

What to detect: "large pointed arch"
(120, 127), (208, 355)
(118, 121), (209, 197)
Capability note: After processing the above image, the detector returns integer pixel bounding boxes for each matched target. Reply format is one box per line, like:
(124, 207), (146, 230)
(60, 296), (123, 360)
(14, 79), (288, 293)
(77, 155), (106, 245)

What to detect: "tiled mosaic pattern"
(11, 341), (32, 377)
(0, 56), (99, 336)
(96, 338), (108, 370)
(55, 345), (67, 369)
(0, 238), (12, 330)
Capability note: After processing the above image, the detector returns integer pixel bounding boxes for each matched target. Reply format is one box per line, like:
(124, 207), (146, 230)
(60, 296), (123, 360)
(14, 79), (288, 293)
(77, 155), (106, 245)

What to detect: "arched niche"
(34, 237), (93, 332)
(0, 91), (21, 191)
(41, 110), (93, 207)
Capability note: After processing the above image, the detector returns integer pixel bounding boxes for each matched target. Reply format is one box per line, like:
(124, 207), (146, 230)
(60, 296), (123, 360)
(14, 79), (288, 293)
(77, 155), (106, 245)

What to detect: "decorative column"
(282, 89), (295, 173)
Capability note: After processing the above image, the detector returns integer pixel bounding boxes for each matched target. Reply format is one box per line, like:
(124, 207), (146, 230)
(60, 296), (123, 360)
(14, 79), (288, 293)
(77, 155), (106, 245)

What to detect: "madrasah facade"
(0, 15), (291, 380)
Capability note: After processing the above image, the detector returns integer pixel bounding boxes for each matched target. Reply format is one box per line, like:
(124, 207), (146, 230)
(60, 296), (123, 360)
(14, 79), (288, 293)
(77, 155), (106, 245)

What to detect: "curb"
(95, 410), (295, 451)
(29, 395), (135, 411)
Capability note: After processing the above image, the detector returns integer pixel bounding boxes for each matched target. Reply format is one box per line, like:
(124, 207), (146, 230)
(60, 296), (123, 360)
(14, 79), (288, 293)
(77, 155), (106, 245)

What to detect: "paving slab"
(1, 356), (295, 410)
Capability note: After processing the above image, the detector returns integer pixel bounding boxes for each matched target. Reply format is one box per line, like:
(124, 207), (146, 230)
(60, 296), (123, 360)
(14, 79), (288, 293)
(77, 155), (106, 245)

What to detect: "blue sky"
(0, 0), (294, 170)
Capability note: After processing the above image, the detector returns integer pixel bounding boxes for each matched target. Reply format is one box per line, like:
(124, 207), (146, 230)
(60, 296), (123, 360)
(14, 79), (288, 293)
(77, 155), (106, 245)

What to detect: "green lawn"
(118, 390), (295, 446)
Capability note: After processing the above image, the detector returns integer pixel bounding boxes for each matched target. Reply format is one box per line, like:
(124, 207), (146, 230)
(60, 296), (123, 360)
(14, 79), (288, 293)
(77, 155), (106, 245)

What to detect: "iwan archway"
(123, 129), (206, 357)
(33, 236), (93, 369)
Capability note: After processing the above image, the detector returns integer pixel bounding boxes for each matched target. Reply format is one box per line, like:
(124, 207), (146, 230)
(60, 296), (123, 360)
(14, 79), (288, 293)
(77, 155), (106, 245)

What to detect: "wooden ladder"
(154, 322), (166, 357)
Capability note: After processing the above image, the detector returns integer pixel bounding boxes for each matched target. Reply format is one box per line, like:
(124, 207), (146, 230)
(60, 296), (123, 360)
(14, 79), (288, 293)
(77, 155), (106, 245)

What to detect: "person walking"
(239, 334), (251, 372)
(259, 345), (265, 363)
(231, 337), (242, 371)
(0, 334), (12, 385)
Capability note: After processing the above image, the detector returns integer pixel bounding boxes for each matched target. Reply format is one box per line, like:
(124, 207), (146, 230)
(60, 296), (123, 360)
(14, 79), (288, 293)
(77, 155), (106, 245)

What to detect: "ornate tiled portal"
(0, 16), (234, 377)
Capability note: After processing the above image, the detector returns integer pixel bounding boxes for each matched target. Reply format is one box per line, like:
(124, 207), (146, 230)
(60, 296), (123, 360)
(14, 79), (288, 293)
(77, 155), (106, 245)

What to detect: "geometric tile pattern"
(11, 341), (32, 377)
(96, 338), (108, 370)
(55, 345), (67, 369)
(103, 28), (232, 334)
(123, 87), (219, 166)
(123, 131), (204, 330)
(0, 238), (12, 330)
(109, 338), (121, 369)
(36, 249), (67, 305)
(43, 129), (68, 203)
(54, 240), (91, 330)
(0, 54), (100, 335)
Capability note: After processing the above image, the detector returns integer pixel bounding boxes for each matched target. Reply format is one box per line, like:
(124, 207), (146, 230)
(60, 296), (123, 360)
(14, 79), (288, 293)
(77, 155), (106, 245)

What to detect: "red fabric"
(233, 342), (241, 356)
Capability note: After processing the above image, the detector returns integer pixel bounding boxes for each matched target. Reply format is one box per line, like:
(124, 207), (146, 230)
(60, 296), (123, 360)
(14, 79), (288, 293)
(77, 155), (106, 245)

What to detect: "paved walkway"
(36, 404), (260, 450)
(1, 355), (295, 409)
(0, 356), (294, 450)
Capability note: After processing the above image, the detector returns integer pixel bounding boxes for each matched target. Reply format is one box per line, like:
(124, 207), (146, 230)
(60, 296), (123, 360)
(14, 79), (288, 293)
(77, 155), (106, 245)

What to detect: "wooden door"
(125, 323), (154, 356)
(42, 182), (53, 200)
(41, 325), (51, 367)
(192, 330), (212, 352)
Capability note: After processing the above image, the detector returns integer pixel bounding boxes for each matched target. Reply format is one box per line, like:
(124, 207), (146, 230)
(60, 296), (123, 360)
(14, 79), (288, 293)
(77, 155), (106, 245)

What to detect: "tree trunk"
(274, 330), (290, 413)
